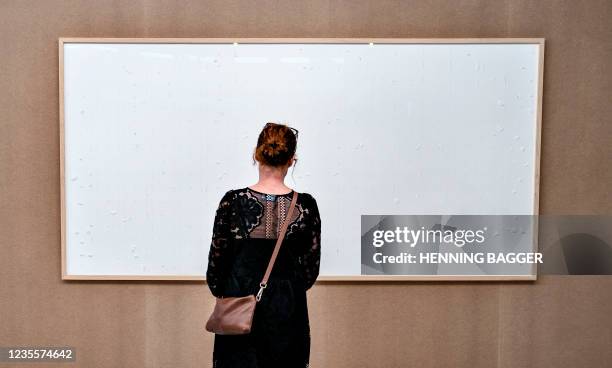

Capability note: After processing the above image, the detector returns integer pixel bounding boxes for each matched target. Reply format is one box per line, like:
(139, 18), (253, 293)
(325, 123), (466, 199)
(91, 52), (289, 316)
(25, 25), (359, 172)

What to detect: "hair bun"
(263, 140), (286, 157)
(254, 122), (297, 167)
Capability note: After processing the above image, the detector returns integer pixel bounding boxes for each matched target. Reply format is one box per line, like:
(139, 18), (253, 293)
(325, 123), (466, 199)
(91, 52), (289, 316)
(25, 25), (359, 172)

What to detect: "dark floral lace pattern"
(300, 196), (321, 290)
(206, 190), (235, 297)
(232, 190), (264, 239)
(287, 200), (306, 237)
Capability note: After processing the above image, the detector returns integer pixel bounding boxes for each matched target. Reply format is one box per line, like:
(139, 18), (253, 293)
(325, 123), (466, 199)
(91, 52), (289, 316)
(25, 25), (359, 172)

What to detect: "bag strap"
(256, 190), (298, 302)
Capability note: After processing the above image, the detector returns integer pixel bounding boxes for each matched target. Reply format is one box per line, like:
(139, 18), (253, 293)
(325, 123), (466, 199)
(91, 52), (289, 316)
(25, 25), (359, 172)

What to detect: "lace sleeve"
(206, 190), (234, 297)
(301, 194), (321, 291)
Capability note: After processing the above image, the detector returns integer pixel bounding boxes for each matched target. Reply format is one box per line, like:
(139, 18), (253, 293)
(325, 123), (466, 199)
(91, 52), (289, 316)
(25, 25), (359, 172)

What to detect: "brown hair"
(253, 122), (298, 167)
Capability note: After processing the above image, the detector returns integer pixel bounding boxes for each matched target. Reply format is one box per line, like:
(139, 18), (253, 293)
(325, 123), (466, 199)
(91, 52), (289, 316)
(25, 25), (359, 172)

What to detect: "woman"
(206, 122), (321, 368)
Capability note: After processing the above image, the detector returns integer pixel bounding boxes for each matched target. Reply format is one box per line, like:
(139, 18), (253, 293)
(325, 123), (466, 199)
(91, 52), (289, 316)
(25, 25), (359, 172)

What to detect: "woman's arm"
(300, 194), (321, 291)
(206, 190), (234, 297)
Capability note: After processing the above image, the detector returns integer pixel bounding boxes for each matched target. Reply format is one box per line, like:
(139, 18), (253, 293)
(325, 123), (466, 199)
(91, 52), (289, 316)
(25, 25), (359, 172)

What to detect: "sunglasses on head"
(264, 122), (299, 139)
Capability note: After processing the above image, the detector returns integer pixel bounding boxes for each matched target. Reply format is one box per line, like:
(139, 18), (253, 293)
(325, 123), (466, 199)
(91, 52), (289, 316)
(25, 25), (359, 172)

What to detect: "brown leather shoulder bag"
(205, 190), (298, 335)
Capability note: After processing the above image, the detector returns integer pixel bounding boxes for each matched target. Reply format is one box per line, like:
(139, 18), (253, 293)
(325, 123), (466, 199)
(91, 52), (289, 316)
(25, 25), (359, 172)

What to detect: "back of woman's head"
(254, 122), (298, 167)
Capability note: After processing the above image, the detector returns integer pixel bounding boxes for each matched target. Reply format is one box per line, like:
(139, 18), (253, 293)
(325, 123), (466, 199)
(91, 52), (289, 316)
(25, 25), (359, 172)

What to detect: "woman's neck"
(249, 166), (291, 194)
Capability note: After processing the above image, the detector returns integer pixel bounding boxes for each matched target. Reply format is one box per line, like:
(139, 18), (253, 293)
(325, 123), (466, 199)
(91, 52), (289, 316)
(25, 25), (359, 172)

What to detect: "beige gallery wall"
(1, 1), (611, 367)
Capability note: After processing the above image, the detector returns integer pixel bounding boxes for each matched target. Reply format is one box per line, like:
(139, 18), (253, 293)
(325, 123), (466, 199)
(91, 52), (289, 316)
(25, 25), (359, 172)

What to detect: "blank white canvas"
(62, 41), (541, 277)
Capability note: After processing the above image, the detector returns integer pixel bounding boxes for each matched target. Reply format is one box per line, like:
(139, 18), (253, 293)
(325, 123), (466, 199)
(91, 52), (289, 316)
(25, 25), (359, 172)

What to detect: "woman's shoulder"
(297, 191), (318, 208)
(218, 188), (239, 204)
(297, 190), (315, 200)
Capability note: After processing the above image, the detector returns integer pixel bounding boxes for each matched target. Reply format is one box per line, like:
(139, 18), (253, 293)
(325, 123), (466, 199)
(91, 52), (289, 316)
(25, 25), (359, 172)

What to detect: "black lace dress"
(206, 187), (321, 368)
